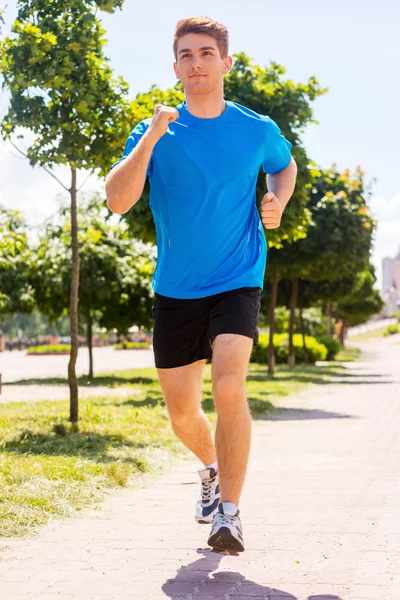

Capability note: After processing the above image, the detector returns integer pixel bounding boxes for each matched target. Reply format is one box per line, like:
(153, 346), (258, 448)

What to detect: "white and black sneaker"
(207, 502), (245, 553)
(195, 467), (220, 524)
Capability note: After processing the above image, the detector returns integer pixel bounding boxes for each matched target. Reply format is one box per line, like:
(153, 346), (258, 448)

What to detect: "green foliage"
(268, 166), (375, 282)
(383, 324), (400, 337)
(337, 265), (383, 327)
(299, 307), (327, 337)
(1, 311), (71, 337)
(251, 333), (327, 365)
(300, 166), (375, 278)
(31, 197), (155, 333)
(316, 335), (341, 361)
(0, 0), (130, 173)
(0, 205), (35, 319)
(27, 344), (71, 354)
(115, 341), (150, 349)
(273, 306), (289, 333)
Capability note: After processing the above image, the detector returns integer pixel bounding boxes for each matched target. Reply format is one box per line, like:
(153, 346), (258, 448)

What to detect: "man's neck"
(184, 92), (227, 119)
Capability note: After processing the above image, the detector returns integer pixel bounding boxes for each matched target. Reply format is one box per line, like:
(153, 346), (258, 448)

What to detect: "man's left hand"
(261, 192), (282, 229)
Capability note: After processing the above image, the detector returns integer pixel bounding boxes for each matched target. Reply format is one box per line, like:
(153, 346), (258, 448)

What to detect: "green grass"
(335, 346), (361, 362)
(0, 362), (350, 538)
(349, 327), (389, 343)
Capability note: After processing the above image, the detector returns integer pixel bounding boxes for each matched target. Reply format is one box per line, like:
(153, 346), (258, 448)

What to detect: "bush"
(316, 335), (341, 361)
(27, 344), (71, 355)
(383, 324), (400, 336)
(251, 333), (327, 365)
(114, 341), (150, 350)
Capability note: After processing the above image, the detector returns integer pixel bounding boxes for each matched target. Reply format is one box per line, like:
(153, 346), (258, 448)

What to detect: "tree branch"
(77, 168), (95, 192)
(8, 139), (70, 192)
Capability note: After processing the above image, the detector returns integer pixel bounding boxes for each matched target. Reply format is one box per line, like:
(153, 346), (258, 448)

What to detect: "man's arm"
(261, 158), (297, 229)
(106, 105), (179, 215)
(106, 132), (157, 215)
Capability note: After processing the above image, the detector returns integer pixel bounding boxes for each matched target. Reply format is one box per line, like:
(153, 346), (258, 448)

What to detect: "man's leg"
(157, 358), (216, 466)
(211, 333), (253, 506)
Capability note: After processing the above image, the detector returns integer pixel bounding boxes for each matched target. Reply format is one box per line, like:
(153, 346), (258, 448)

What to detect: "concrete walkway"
(0, 336), (399, 599)
(0, 384), (140, 403)
(0, 347), (155, 384)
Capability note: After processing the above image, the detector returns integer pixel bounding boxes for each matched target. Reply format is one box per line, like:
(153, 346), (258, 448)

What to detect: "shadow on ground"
(3, 430), (153, 462)
(162, 548), (343, 599)
(5, 375), (155, 387)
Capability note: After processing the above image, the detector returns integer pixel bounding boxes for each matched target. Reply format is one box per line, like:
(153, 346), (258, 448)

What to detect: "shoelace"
(201, 475), (217, 502)
(213, 511), (239, 529)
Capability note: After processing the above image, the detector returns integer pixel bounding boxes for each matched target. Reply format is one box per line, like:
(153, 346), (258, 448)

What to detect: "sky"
(1, 0), (399, 287)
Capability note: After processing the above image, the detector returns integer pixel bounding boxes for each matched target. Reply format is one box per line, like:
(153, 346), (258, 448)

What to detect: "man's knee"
(212, 373), (246, 403)
(168, 404), (201, 433)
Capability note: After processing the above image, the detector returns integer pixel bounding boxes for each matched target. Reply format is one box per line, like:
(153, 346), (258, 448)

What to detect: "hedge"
(316, 335), (341, 360)
(383, 324), (400, 336)
(114, 342), (150, 350)
(250, 333), (327, 364)
(27, 344), (71, 355)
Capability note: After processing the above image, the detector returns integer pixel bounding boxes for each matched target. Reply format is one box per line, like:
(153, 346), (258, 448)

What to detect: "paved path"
(0, 347), (155, 384)
(0, 336), (399, 599)
(0, 384), (140, 403)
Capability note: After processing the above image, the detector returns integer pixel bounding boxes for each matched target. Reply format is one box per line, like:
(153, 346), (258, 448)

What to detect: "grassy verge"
(1, 362), (349, 538)
(335, 346), (361, 361)
(348, 326), (390, 343)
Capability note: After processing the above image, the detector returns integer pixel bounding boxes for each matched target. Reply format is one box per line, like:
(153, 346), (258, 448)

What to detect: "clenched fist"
(261, 192), (283, 229)
(147, 104), (179, 142)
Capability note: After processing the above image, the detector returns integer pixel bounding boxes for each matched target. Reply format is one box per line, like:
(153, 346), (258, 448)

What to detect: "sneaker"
(207, 503), (245, 553)
(195, 467), (220, 524)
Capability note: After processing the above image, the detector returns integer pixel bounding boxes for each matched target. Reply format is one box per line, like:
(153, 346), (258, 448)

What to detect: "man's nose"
(191, 56), (202, 68)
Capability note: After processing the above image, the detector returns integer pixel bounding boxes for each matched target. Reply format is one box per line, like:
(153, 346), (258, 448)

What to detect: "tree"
(0, 205), (34, 322)
(31, 198), (154, 378)
(0, 0), (130, 421)
(268, 165), (376, 368)
(336, 265), (383, 345)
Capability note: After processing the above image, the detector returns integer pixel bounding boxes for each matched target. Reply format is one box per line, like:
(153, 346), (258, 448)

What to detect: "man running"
(106, 16), (297, 553)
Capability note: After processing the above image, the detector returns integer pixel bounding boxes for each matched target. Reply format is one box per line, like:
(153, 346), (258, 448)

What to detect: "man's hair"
(173, 17), (229, 61)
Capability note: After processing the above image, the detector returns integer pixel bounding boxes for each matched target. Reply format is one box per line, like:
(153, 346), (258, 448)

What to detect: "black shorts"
(152, 286), (262, 369)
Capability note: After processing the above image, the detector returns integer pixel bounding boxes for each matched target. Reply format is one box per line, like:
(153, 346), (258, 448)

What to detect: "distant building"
(382, 247), (400, 315)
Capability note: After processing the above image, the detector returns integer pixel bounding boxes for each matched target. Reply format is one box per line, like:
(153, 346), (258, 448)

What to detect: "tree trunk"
(68, 167), (80, 422)
(325, 301), (332, 335)
(268, 269), (279, 376)
(288, 276), (299, 369)
(87, 310), (93, 381)
(339, 318), (348, 348)
(299, 306), (309, 364)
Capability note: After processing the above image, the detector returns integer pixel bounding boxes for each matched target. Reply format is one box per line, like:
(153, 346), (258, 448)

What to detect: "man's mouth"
(189, 74), (207, 78)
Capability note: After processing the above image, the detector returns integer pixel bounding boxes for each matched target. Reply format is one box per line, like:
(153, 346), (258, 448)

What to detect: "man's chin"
(185, 83), (212, 95)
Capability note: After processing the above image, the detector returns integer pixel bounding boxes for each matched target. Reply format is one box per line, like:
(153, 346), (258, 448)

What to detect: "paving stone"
(0, 336), (399, 600)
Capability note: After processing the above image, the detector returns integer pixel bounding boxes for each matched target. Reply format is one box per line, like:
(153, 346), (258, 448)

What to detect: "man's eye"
(182, 54), (190, 58)
(203, 51), (212, 55)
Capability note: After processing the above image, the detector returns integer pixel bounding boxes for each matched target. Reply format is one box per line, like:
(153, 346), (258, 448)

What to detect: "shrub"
(250, 333), (327, 364)
(383, 324), (400, 336)
(27, 344), (71, 355)
(317, 335), (341, 361)
(114, 341), (150, 350)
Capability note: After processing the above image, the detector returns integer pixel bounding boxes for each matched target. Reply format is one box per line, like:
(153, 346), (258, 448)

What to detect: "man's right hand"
(147, 104), (179, 142)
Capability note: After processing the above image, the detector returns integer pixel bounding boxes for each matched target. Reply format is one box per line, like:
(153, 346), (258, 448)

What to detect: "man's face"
(174, 33), (232, 95)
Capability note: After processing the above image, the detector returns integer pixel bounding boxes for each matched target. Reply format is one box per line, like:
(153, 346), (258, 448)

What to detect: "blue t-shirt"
(110, 100), (292, 299)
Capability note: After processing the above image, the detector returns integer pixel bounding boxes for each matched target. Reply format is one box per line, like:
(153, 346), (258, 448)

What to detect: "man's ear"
(173, 62), (179, 79)
(223, 55), (233, 75)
